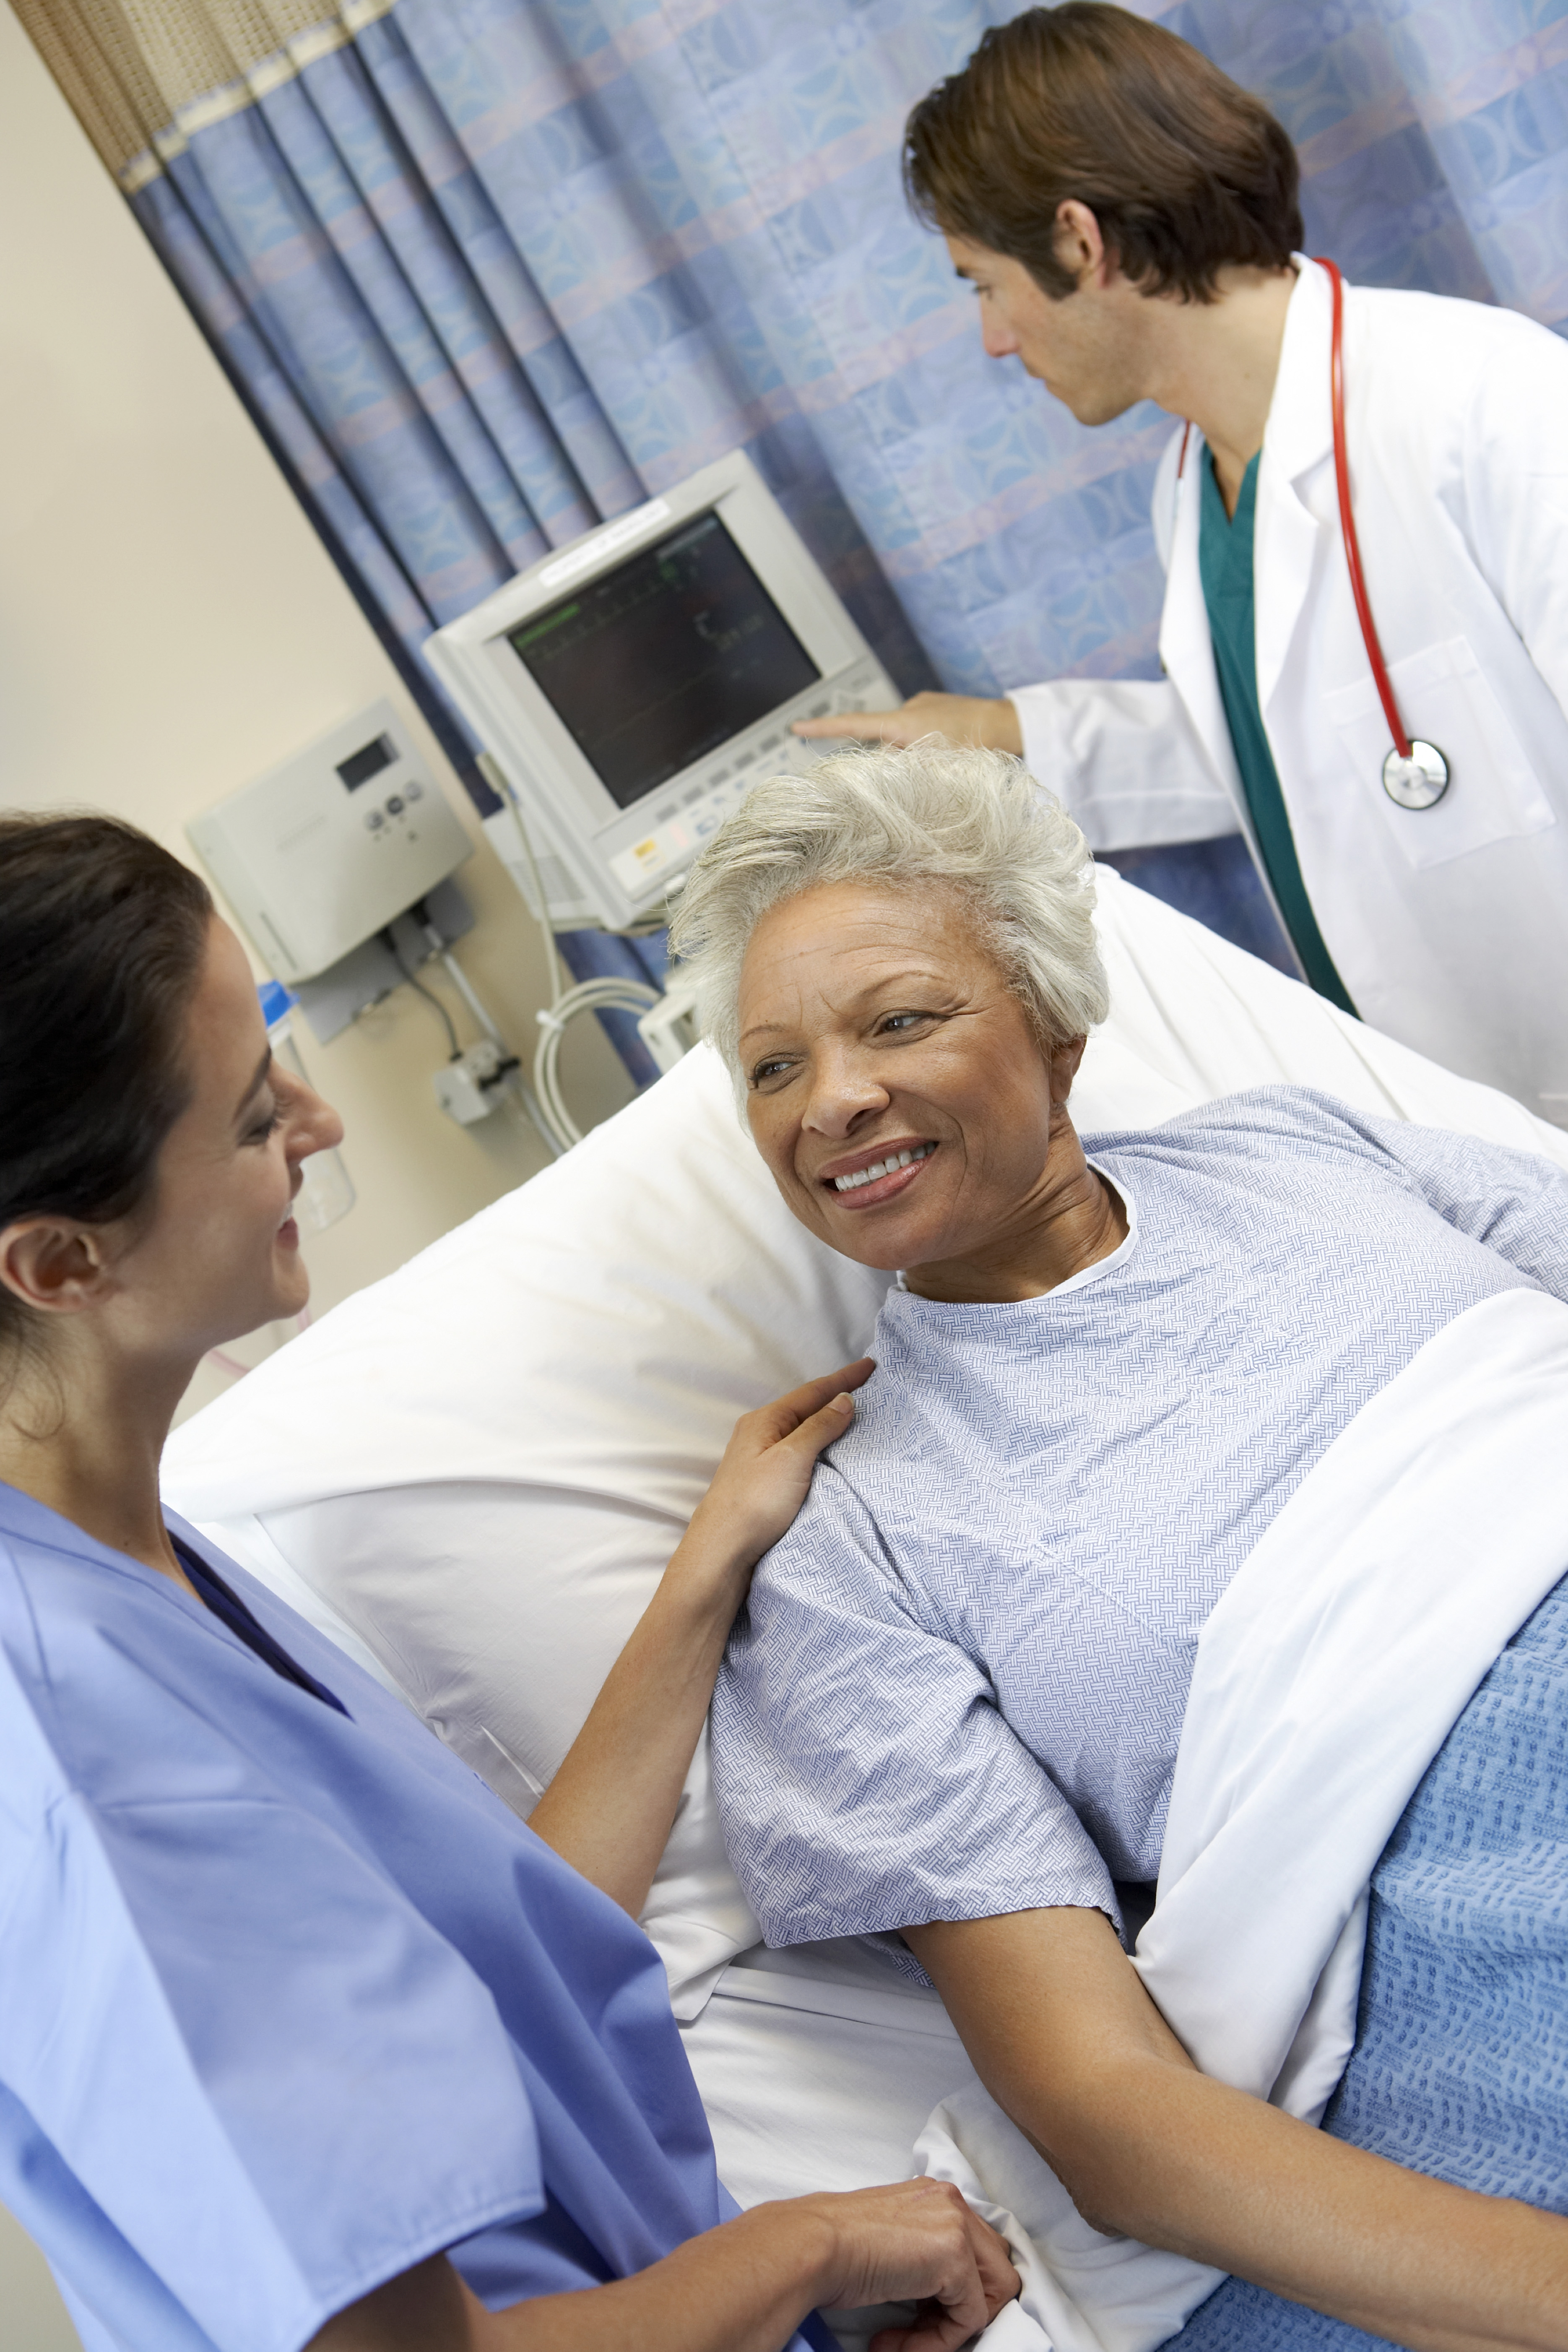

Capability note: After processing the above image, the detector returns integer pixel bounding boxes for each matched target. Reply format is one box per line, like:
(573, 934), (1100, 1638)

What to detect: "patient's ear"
(1049, 1036), (1088, 1109)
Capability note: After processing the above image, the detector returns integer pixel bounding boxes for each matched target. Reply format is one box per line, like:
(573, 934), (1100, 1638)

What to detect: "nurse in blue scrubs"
(0, 813), (1018, 2352)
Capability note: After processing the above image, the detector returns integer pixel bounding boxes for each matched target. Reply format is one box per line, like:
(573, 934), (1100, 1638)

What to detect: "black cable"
(380, 926), (461, 1059)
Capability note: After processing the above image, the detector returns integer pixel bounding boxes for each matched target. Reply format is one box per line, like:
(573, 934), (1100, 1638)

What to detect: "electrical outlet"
(433, 1039), (518, 1126)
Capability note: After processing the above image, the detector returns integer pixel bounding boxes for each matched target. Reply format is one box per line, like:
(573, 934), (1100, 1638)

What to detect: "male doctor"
(798, 4), (1568, 1124)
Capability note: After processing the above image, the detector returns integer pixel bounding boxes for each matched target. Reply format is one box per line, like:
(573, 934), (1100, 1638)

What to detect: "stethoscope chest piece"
(1382, 739), (1449, 810)
(1318, 257), (1454, 822)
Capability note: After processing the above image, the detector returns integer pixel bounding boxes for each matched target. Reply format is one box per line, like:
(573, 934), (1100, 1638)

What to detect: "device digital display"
(504, 513), (820, 812)
(336, 734), (396, 792)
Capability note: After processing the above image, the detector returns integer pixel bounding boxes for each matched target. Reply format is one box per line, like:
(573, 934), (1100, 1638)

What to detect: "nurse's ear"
(0, 1215), (119, 1322)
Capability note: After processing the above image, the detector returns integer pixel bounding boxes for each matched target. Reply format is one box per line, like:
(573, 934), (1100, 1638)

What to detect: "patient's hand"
(792, 693), (1022, 754)
(676, 1358), (876, 1589)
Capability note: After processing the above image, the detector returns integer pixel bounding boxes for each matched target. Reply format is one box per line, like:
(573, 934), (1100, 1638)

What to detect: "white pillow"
(161, 867), (1568, 2011)
(1082, 869), (1568, 1156)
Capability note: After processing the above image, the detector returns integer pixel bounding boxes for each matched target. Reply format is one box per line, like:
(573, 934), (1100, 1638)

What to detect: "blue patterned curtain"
(22, 0), (1568, 1007)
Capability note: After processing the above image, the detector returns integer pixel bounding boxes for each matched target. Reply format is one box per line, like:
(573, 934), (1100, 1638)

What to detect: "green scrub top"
(1198, 450), (1357, 1016)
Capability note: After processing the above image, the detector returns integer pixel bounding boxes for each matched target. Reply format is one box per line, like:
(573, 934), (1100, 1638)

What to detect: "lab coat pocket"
(1321, 637), (1554, 872)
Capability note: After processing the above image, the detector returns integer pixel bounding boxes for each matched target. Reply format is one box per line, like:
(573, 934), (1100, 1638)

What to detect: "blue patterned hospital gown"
(713, 1088), (1568, 1954)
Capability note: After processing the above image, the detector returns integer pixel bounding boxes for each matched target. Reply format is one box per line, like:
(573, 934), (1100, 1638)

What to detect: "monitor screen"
(504, 512), (820, 812)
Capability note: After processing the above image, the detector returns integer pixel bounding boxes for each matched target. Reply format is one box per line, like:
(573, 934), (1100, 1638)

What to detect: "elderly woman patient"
(670, 744), (1568, 2352)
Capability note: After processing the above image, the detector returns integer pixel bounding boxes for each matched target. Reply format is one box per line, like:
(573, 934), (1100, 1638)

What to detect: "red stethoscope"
(1179, 256), (1450, 811)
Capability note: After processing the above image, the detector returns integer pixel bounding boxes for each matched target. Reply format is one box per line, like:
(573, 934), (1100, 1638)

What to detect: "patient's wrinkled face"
(738, 880), (1078, 1278)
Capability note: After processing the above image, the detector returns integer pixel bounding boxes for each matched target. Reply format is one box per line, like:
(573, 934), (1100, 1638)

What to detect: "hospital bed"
(161, 866), (1568, 2347)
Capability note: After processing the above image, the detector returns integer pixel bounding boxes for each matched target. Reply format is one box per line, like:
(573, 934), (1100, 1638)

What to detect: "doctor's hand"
(792, 691), (1023, 755)
(676, 1357), (876, 1584)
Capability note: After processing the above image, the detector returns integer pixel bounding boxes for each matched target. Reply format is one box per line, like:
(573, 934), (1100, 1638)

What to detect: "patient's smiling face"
(738, 880), (1120, 1303)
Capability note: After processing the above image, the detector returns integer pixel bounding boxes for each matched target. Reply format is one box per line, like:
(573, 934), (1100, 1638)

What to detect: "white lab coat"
(1010, 258), (1568, 1123)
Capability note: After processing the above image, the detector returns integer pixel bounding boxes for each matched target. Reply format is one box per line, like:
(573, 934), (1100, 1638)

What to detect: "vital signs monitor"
(425, 450), (901, 931)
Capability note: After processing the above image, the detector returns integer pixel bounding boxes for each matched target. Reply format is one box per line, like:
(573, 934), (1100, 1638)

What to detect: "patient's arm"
(308, 2177), (1017, 2352)
(907, 1908), (1568, 2352)
(526, 1358), (873, 1918)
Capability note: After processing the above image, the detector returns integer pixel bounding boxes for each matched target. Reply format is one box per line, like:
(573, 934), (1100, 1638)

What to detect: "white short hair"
(667, 741), (1110, 1089)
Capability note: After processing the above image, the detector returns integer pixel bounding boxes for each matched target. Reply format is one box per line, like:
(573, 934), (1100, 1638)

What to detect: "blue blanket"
(1172, 1567), (1568, 2349)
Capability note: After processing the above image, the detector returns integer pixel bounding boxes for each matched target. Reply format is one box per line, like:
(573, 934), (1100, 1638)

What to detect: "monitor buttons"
(385, 794), (405, 816)
(364, 809), (385, 831)
(608, 812), (694, 898)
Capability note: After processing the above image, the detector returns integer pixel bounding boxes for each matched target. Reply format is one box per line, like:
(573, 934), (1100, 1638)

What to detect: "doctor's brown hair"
(904, 3), (1302, 304)
(0, 814), (213, 1350)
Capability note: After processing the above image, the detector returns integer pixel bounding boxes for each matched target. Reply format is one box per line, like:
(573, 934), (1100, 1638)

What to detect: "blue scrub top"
(0, 1482), (823, 2352)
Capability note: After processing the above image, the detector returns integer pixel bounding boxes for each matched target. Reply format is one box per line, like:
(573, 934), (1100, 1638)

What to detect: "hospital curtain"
(18, 0), (1568, 1003)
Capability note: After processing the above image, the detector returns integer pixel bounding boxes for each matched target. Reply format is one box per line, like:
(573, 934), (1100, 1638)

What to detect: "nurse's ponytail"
(0, 813), (212, 1351)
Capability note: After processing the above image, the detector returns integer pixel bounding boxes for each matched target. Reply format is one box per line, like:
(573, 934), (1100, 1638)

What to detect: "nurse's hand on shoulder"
(792, 692), (1022, 755)
(677, 1357), (876, 1583)
(308, 2175), (1019, 2352)
(525, 1358), (875, 1915)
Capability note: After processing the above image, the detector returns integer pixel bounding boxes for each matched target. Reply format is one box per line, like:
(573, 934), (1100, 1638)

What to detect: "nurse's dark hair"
(904, 3), (1302, 304)
(0, 813), (212, 1343)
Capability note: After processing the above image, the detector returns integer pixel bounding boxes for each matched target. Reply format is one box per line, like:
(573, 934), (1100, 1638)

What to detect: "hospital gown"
(712, 1087), (1568, 1960)
(0, 1484), (827, 2352)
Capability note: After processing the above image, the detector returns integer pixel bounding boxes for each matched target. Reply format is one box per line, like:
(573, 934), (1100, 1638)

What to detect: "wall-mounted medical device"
(187, 699), (472, 981)
(424, 450), (901, 933)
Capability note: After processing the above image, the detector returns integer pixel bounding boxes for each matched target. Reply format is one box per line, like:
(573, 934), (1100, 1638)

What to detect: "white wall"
(0, 6), (638, 2329)
(0, 0), (637, 1394)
